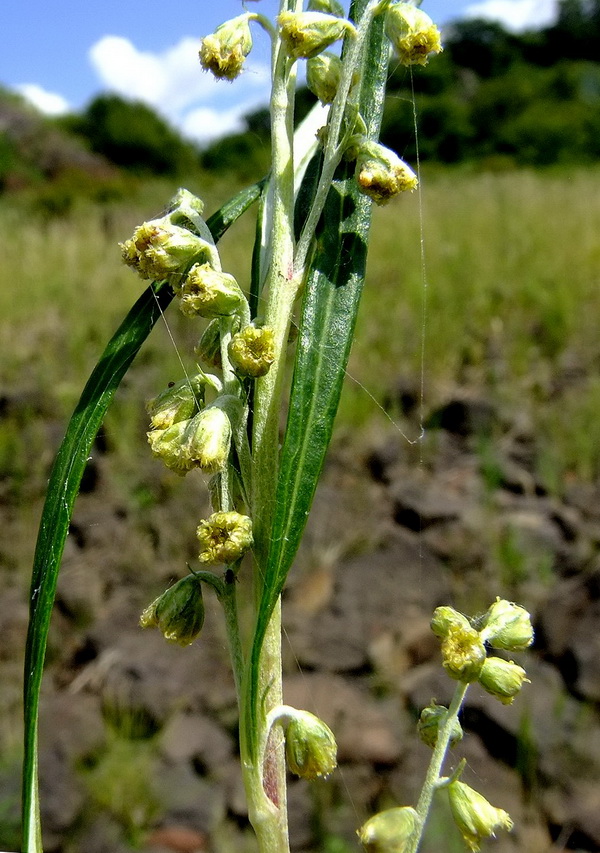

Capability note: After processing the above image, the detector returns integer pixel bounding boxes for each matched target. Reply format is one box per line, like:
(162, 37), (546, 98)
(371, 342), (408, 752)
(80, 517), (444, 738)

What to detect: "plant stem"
(406, 682), (470, 853)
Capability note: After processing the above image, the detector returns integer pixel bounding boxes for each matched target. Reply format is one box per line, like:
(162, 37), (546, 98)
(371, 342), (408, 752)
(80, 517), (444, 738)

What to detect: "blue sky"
(1, 0), (559, 144)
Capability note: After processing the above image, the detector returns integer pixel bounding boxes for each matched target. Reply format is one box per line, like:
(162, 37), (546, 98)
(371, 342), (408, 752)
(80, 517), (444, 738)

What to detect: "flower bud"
(478, 658), (529, 705)
(307, 51), (342, 104)
(199, 14), (253, 81)
(278, 11), (354, 60)
(479, 598), (534, 651)
(139, 575), (205, 646)
(120, 219), (207, 282)
(146, 376), (204, 430)
(196, 511), (253, 565)
(354, 141), (418, 205)
(178, 263), (245, 319)
(431, 606), (472, 640)
(357, 806), (419, 853)
(147, 406), (231, 476)
(447, 781), (513, 852)
(308, 0), (345, 16)
(195, 319), (223, 369)
(417, 702), (463, 749)
(385, 2), (443, 67)
(284, 710), (337, 780)
(441, 624), (486, 683)
(228, 325), (275, 378)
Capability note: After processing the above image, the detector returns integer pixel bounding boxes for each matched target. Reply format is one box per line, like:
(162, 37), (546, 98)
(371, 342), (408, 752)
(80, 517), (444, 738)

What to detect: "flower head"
(178, 263), (245, 318)
(196, 511), (253, 565)
(478, 657), (529, 705)
(448, 781), (513, 852)
(307, 51), (343, 104)
(441, 624), (486, 683)
(417, 702), (463, 749)
(120, 219), (206, 282)
(199, 14), (254, 81)
(431, 606), (472, 640)
(284, 710), (337, 780)
(278, 11), (354, 60)
(479, 598), (534, 651)
(385, 2), (443, 66)
(228, 324), (275, 377)
(140, 575), (205, 646)
(146, 377), (203, 431)
(354, 140), (418, 205)
(358, 806), (419, 852)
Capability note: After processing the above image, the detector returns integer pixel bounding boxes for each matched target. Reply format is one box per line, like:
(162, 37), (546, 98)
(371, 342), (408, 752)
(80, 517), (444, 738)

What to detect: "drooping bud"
(447, 781), (513, 852)
(147, 406), (231, 476)
(478, 658), (529, 705)
(431, 606), (472, 640)
(307, 51), (343, 104)
(178, 263), (245, 319)
(357, 806), (419, 853)
(120, 219), (207, 282)
(308, 0), (345, 16)
(199, 14), (254, 81)
(354, 140), (418, 205)
(278, 11), (355, 60)
(385, 2), (443, 66)
(196, 511), (253, 565)
(440, 624), (486, 683)
(195, 319), (223, 369)
(284, 710), (337, 780)
(146, 376), (204, 430)
(478, 598), (534, 651)
(417, 702), (463, 749)
(228, 324), (275, 378)
(139, 575), (205, 646)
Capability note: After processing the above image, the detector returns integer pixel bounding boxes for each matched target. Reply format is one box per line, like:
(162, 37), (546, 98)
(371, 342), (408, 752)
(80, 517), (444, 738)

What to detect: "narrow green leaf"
(246, 2), (390, 758)
(21, 181), (262, 853)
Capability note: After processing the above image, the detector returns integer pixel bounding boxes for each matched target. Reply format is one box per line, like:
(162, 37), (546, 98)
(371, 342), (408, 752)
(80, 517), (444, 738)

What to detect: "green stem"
(407, 682), (470, 853)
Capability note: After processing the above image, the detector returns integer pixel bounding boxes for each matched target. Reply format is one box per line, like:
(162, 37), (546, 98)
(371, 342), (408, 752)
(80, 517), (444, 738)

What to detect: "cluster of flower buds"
(199, 13), (254, 80)
(350, 138), (419, 205)
(228, 324), (276, 378)
(431, 599), (533, 702)
(147, 403), (232, 477)
(358, 806), (419, 853)
(140, 575), (205, 646)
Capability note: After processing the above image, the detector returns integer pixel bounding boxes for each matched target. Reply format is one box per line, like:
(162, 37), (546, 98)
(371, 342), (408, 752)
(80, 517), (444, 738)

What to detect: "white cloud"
(17, 83), (71, 116)
(463, 0), (559, 32)
(88, 35), (270, 143)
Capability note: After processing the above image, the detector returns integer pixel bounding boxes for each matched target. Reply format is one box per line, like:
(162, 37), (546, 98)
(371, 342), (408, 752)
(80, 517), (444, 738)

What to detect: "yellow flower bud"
(441, 624), (486, 683)
(195, 318), (223, 369)
(479, 598), (534, 651)
(228, 325), (275, 378)
(417, 702), (463, 749)
(140, 575), (205, 646)
(447, 781), (513, 852)
(385, 2), (443, 67)
(196, 511), (253, 565)
(146, 376), (204, 430)
(178, 263), (245, 318)
(120, 219), (207, 282)
(284, 710), (337, 780)
(307, 51), (343, 104)
(431, 606), (472, 640)
(358, 806), (419, 852)
(354, 141), (418, 205)
(278, 11), (354, 60)
(478, 657), (529, 705)
(199, 14), (253, 81)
